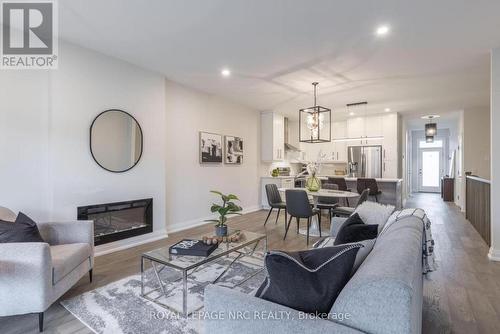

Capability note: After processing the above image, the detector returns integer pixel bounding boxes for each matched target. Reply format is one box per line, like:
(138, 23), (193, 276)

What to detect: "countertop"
(261, 175), (403, 183)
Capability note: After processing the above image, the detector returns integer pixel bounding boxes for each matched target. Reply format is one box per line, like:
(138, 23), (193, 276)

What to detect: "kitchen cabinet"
(382, 113), (399, 178)
(346, 115), (383, 145)
(261, 112), (285, 161)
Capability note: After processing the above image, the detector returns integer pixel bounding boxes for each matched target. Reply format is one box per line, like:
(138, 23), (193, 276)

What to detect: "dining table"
(278, 187), (360, 237)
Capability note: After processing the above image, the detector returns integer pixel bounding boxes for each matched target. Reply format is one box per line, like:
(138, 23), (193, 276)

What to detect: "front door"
(418, 146), (443, 193)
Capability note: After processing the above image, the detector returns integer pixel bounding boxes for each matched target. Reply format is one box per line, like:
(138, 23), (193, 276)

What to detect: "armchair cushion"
(50, 243), (91, 284)
(0, 212), (45, 243)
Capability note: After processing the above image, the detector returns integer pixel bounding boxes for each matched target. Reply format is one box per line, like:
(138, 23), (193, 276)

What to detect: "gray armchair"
(0, 207), (94, 332)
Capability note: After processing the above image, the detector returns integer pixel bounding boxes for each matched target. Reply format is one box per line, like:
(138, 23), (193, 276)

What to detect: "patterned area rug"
(61, 254), (265, 334)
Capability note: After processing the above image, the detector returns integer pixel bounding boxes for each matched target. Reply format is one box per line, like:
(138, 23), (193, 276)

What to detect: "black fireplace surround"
(78, 198), (153, 246)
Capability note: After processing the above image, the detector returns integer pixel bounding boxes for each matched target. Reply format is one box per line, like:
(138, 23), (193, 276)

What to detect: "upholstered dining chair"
(328, 177), (352, 206)
(264, 184), (287, 226)
(316, 183), (340, 222)
(284, 189), (321, 245)
(357, 178), (382, 202)
(332, 188), (370, 217)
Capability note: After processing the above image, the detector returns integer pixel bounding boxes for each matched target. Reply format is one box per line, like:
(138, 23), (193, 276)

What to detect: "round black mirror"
(90, 109), (143, 173)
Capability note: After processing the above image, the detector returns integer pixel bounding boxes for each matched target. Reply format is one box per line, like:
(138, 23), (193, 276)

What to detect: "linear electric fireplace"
(78, 198), (153, 246)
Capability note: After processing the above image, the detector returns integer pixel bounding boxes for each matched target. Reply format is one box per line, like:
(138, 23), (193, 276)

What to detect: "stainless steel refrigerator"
(348, 145), (382, 178)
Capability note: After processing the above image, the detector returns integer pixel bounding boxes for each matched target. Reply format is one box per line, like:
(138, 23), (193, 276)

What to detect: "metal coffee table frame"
(140, 233), (267, 317)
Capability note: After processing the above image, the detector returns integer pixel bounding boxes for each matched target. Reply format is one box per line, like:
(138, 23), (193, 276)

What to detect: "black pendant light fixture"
(424, 115), (438, 136)
(422, 115), (439, 143)
(299, 82), (331, 143)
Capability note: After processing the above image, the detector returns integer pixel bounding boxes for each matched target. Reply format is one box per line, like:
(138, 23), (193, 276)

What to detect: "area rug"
(61, 254), (266, 334)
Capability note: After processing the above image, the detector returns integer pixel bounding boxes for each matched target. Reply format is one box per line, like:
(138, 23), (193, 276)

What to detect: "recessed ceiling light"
(349, 112), (355, 116)
(221, 68), (231, 77)
(384, 108), (391, 112)
(376, 25), (390, 36)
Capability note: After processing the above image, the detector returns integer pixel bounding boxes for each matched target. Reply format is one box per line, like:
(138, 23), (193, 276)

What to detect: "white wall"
(463, 107), (491, 179)
(164, 80), (260, 232)
(0, 43), (167, 237)
(489, 48), (500, 261)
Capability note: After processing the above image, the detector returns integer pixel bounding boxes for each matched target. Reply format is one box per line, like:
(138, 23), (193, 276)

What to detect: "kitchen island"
(319, 176), (403, 209)
(345, 177), (403, 209)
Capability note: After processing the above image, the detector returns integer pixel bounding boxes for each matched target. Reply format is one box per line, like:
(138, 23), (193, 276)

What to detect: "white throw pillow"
(354, 201), (395, 232)
(0, 206), (17, 222)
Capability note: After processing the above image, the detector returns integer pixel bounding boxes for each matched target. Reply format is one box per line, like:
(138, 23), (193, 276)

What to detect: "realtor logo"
(1, 0), (58, 69)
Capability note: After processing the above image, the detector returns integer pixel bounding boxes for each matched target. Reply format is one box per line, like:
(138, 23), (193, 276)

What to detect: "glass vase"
(306, 175), (321, 192)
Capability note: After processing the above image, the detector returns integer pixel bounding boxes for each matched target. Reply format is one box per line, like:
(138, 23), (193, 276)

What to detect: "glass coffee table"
(140, 230), (267, 317)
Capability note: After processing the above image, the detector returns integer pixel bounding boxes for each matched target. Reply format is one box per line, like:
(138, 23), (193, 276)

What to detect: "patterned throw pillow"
(256, 243), (363, 314)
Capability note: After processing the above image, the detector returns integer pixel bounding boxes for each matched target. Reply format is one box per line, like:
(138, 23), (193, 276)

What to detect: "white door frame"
(418, 146), (444, 193)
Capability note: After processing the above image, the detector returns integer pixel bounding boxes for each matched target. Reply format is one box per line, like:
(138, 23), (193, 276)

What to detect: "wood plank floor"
(1, 193), (500, 333)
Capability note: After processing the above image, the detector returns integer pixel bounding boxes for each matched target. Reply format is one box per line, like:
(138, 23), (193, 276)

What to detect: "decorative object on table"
(199, 131), (223, 163)
(202, 230), (243, 245)
(169, 239), (218, 257)
(224, 135), (243, 164)
(90, 109), (143, 173)
(297, 151), (326, 192)
(205, 190), (242, 236)
(271, 168), (279, 177)
(299, 82), (331, 143)
(256, 243), (363, 314)
(333, 213), (378, 245)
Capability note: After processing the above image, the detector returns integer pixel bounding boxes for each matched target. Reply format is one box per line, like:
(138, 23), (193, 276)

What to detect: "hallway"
(409, 193), (500, 333)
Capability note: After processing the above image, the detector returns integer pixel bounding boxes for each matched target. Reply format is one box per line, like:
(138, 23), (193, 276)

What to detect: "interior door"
(418, 147), (443, 192)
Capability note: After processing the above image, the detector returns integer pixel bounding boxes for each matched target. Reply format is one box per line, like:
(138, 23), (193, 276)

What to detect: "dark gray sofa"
(204, 214), (424, 334)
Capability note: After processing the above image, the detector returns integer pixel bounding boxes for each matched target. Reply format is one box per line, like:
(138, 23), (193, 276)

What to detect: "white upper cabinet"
(332, 121), (346, 139)
(347, 117), (365, 139)
(261, 112), (285, 161)
(365, 115), (383, 137)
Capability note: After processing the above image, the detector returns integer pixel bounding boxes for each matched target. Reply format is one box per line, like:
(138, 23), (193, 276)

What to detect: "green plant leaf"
(204, 219), (220, 223)
(210, 204), (221, 212)
(210, 190), (224, 197)
(226, 194), (239, 201)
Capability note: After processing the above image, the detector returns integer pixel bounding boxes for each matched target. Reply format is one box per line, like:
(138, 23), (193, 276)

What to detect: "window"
(419, 139), (443, 148)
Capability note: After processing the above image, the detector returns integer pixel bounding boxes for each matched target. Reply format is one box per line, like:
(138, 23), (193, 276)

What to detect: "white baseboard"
(167, 205), (263, 234)
(95, 229), (168, 257)
(488, 247), (500, 261)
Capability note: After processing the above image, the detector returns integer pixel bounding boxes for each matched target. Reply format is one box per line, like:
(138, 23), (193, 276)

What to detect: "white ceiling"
(58, 0), (499, 119)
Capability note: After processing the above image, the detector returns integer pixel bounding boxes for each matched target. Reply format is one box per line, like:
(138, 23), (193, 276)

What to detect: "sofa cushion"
(354, 201), (395, 232)
(256, 243), (363, 314)
(0, 206), (16, 222)
(0, 212), (45, 243)
(50, 243), (91, 284)
(334, 213), (378, 245)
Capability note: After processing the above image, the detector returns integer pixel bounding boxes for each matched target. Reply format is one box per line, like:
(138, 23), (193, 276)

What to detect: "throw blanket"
(381, 208), (436, 274)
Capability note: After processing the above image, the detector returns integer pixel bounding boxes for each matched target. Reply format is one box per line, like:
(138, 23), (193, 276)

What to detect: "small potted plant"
(205, 190), (243, 236)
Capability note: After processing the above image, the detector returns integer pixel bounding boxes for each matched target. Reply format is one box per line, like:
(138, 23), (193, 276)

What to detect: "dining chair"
(357, 178), (382, 202)
(332, 188), (370, 217)
(316, 183), (340, 222)
(284, 189), (321, 245)
(328, 177), (351, 206)
(264, 184), (287, 226)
